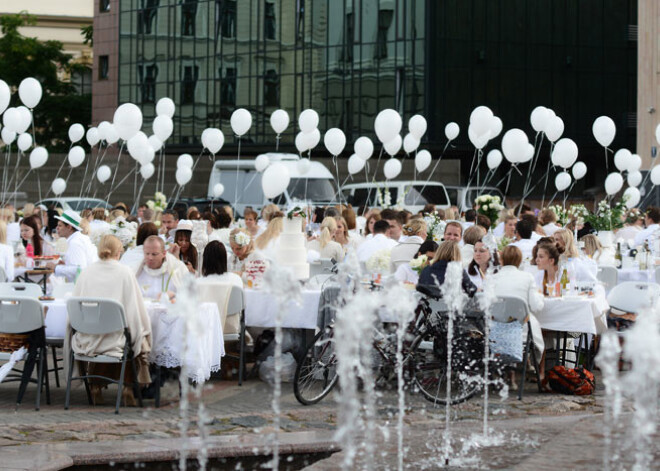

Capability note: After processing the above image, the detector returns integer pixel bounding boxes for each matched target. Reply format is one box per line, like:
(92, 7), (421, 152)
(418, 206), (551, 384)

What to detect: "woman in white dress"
(307, 217), (344, 262)
(201, 240), (243, 333)
(255, 214), (283, 256)
(553, 228), (597, 282)
(0, 221), (14, 281)
(466, 239), (499, 289)
(229, 228), (268, 285)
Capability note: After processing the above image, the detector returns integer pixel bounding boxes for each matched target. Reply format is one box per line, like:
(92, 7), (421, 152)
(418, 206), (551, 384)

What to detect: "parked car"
(208, 153), (338, 217)
(36, 197), (113, 212)
(166, 197), (232, 219)
(342, 181), (451, 214)
(443, 186), (505, 213)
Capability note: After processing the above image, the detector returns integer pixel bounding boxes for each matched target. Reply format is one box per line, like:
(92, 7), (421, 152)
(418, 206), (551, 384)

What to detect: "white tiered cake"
(276, 216), (310, 280)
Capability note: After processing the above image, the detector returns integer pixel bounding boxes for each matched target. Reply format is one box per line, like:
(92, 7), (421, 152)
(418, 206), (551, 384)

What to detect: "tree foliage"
(0, 12), (91, 151)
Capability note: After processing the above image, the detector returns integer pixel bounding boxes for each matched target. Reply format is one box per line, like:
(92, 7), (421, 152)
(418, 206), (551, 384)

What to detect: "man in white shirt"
(509, 218), (537, 260)
(462, 209), (476, 231)
(634, 207), (660, 246)
(380, 209), (406, 242)
(47, 209), (99, 281)
(135, 236), (188, 301)
(356, 220), (398, 262)
(159, 209), (179, 244)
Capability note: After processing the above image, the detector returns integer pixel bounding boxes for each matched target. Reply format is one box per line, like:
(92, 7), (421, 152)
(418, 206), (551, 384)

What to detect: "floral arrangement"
(546, 205), (568, 226)
(584, 199), (626, 231)
(110, 216), (138, 249)
(365, 248), (391, 274)
(423, 211), (447, 242)
(409, 254), (429, 274)
(287, 206), (306, 219)
(145, 192), (167, 211)
(234, 231), (251, 247)
(497, 235), (513, 252)
(376, 187), (392, 209)
(474, 194), (504, 226)
(566, 204), (589, 223)
(625, 208), (643, 225)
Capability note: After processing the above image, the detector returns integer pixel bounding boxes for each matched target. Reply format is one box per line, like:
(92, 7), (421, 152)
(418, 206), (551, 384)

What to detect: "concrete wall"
(638, 0), (659, 169)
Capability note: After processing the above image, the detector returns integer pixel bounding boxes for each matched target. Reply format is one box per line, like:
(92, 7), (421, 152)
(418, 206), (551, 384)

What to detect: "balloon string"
(416, 139), (452, 203)
(540, 161), (554, 208)
(14, 169), (32, 193)
(479, 169), (494, 194)
(275, 135), (280, 152)
(332, 154), (342, 205)
(3, 146), (15, 202)
(78, 141), (102, 199)
(36, 170), (42, 202)
(192, 148), (206, 173)
(546, 190), (559, 208)
(522, 133), (544, 199)
(106, 166), (136, 204)
(168, 184), (179, 205)
(85, 142), (111, 198)
(604, 147), (609, 173)
(365, 146), (384, 209)
(12, 147), (20, 209)
(1, 144), (11, 203)
(639, 187), (655, 208)
(131, 180), (148, 215)
(464, 148), (482, 197)
(234, 136), (241, 207)
(522, 162), (553, 202)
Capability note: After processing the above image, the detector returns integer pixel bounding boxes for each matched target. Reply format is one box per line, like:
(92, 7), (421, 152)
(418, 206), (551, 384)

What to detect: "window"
(98, 55), (109, 80)
(139, 64), (158, 103)
(340, 13), (354, 62)
(100, 0), (110, 13)
(295, 0), (304, 42)
(221, 67), (236, 107)
(137, 0), (159, 35)
(406, 186), (450, 206)
(374, 9), (393, 59)
(181, 0), (198, 36)
(71, 67), (92, 95)
(181, 65), (199, 104)
(264, 1), (276, 40)
(216, 0), (236, 38)
(263, 69), (279, 107)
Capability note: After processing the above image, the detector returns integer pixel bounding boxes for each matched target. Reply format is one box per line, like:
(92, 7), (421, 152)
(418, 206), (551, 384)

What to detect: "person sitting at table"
(466, 238), (499, 289)
(533, 242), (561, 295)
(616, 209), (643, 243)
(255, 214), (284, 256)
(208, 207), (233, 247)
(553, 228), (598, 282)
(201, 240), (243, 334)
(356, 220), (398, 263)
(461, 225), (486, 268)
(634, 206), (660, 246)
(135, 235), (188, 302)
(168, 220), (197, 274)
(363, 211), (382, 239)
(394, 240), (438, 284)
(68, 234), (152, 406)
(0, 221), (14, 282)
(509, 218), (536, 261)
(539, 209), (561, 236)
(46, 210), (98, 281)
(229, 228), (268, 284)
(307, 217), (344, 262)
(20, 215), (55, 257)
(390, 218), (427, 271)
(417, 241), (477, 297)
(121, 222), (159, 267)
(581, 234), (615, 266)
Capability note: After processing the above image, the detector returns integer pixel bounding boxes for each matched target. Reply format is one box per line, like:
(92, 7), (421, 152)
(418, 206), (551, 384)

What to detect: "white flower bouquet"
(146, 192), (168, 211)
(474, 194), (504, 225)
(234, 231), (251, 247)
(376, 187), (393, 209)
(366, 248), (391, 274)
(424, 212), (447, 242)
(409, 254), (429, 274)
(111, 216), (138, 249)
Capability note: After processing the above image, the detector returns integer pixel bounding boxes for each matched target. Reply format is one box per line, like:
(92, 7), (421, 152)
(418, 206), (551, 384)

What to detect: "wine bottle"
(615, 242), (622, 269)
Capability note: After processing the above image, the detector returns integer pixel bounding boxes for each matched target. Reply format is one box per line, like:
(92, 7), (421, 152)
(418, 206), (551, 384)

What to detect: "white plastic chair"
(0, 266), (6, 283)
(607, 281), (660, 313)
(52, 283), (75, 299)
(0, 282), (42, 299)
(224, 286), (247, 386)
(64, 297), (142, 414)
(309, 258), (335, 278)
(597, 266), (618, 292)
(655, 266), (660, 284)
(0, 296), (50, 410)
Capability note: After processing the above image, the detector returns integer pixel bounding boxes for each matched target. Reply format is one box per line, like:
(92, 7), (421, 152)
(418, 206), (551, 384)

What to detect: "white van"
(342, 181), (451, 214)
(207, 153), (338, 216)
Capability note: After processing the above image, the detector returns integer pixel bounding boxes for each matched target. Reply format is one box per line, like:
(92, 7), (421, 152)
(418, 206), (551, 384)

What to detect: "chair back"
(607, 281), (660, 313)
(52, 283), (76, 299)
(66, 297), (127, 335)
(391, 259), (410, 270)
(597, 266), (618, 292)
(655, 266), (660, 285)
(489, 295), (529, 324)
(0, 282), (41, 299)
(310, 258), (335, 278)
(0, 266), (6, 283)
(226, 285), (245, 318)
(0, 296), (44, 333)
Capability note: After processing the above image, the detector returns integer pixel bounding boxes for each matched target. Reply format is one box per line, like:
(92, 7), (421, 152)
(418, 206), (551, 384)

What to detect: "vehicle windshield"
(287, 178), (337, 202)
(405, 185), (449, 206)
(67, 199), (110, 211)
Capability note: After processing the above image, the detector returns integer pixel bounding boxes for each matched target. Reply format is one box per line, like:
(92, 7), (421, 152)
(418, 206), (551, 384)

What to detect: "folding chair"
(655, 266), (660, 285)
(52, 283), (75, 299)
(489, 295), (542, 400)
(224, 286), (247, 386)
(0, 282), (42, 299)
(0, 296), (50, 410)
(64, 297), (143, 414)
(597, 266), (618, 292)
(0, 266), (6, 283)
(607, 281), (660, 313)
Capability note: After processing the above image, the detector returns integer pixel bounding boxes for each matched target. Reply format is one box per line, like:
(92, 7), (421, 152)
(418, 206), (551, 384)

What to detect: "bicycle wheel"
(410, 329), (481, 405)
(293, 325), (338, 405)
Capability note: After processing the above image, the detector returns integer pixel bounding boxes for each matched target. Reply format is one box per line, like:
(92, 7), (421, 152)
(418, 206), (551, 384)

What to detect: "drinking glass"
(546, 284), (555, 298)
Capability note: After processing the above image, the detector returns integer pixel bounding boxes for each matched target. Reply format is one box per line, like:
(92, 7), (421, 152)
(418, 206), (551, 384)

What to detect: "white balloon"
(2, 108), (20, 133)
(51, 178), (66, 196)
(486, 150), (503, 170)
(15, 106), (32, 134)
(270, 109), (289, 134)
(177, 153), (194, 169)
(113, 103), (143, 141)
(297, 158), (311, 175)
(97, 121), (112, 141)
(0, 80), (9, 115)
(415, 150), (432, 172)
(470, 105), (493, 124)
(204, 128), (225, 154)
(347, 154), (365, 175)
(67, 146), (85, 168)
(230, 108), (252, 136)
(555, 172), (572, 192)
(604, 172), (624, 195)
(97, 165), (111, 183)
(374, 109), (403, 144)
(86, 127), (100, 146)
(383, 134), (402, 156)
(18, 78), (42, 109)
(623, 187), (641, 208)
(652, 165), (660, 186)
(627, 154), (642, 173)
(444, 122), (460, 141)
(613, 149), (632, 172)
(152, 115), (173, 142)
(656, 124), (660, 146)
(544, 116), (564, 142)
(1, 128), (16, 145)
(156, 97), (175, 118)
(29, 147), (48, 169)
(408, 115), (427, 139)
(175, 166), (193, 186)
(592, 116), (616, 147)
(520, 143), (535, 163)
(303, 128), (321, 150)
(468, 125), (490, 150)
(148, 135), (163, 152)
(255, 154), (270, 172)
(354, 136), (374, 160)
(627, 170), (642, 187)
(127, 131), (149, 161)
(213, 183), (225, 198)
(324, 128), (346, 156)
(298, 109), (319, 134)
(104, 124), (120, 144)
(17, 133), (32, 152)
(68, 123), (85, 143)
(140, 145), (155, 165)
(551, 138), (578, 169)
(383, 158), (402, 179)
(572, 161), (587, 180)
(530, 106), (550, 132)
(501, 129), (529, 163)
(403, 133), (420, 154)
(295, 132), (309, 153)
(489, 116), (503, 138)
(140, 163), (155, 180)
(262, 162), (290, 199)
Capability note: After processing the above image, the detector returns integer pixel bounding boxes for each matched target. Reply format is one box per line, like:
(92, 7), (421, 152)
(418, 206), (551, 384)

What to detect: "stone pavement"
(0, 367), (656, 470)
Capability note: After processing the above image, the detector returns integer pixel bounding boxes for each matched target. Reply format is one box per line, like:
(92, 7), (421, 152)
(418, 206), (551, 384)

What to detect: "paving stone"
(231, 415), (268, 429)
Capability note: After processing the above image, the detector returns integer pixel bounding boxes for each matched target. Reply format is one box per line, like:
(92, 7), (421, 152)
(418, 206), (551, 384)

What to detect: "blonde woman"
(553, 228), (598, 282)
(390, 218), (427, 270)
(307, 217), (344, 261)
(229, 228), (268, 284)
(581, 234), (604, 261)
(259, 203), (280, 231)
(0, 221), (14, 281)
(255, 214), (283, 254)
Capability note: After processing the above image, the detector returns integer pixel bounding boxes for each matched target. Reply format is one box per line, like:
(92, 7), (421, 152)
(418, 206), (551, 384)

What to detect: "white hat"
(169, 219), (194, 238)
(54, 209), (83, 231)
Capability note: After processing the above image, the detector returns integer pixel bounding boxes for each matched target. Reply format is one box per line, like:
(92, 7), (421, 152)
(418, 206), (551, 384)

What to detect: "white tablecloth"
(244, 288), (322, 329)
(617, 268), (655, 283)
(535, 295), (609, 335)
(43, 299), (224, 383)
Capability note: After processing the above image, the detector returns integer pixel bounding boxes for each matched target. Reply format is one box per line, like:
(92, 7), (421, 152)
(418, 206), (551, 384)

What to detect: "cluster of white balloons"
(0, 78), (43, 156)
(175, 153), (193, 186)
(468, 106), (502, 150)
(530, 106), (564, 142)
(295, 109), (321, 154)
